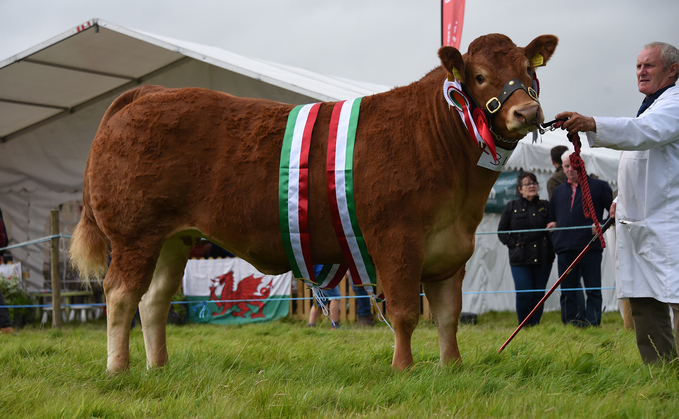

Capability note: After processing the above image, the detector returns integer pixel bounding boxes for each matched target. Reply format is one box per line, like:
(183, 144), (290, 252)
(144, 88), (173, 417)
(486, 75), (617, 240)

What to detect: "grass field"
(1, 310), (678, 418)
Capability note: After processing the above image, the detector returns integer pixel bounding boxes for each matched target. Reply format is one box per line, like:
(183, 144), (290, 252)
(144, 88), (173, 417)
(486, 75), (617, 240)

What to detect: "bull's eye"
(475, 75), (485, 84)
(527, 66), (532, 75)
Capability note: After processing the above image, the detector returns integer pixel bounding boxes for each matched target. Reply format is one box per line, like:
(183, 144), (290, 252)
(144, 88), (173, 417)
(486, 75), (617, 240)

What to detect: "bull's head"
(439, 34), (558, 144)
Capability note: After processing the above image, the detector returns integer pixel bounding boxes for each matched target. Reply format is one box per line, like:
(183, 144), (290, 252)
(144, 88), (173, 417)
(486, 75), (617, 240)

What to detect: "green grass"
(1, 311), (678, 418)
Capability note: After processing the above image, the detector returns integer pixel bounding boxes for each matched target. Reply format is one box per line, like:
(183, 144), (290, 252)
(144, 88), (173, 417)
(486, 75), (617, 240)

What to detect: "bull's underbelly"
(421, 223), (476, 282)
(419, 194), (488, 282)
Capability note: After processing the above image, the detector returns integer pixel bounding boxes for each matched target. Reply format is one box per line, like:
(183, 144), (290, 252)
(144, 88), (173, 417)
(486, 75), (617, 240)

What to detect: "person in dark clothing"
(498, 172), (555, 326)
(547, 151), (614, 327)
(0, 207), (13, 333)
(547, 145), (569, 200)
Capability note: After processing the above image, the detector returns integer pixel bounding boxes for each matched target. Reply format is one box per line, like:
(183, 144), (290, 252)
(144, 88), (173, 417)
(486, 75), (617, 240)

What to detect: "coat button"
(534, 259), (538, 262)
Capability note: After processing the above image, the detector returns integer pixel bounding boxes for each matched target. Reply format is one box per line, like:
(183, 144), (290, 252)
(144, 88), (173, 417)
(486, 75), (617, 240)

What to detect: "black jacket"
(0, 208), (7, 249)
(498, 196), (555, 266)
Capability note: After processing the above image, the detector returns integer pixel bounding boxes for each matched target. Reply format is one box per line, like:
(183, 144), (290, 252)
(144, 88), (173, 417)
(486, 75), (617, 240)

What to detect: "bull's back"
(85, 86), (293, 253)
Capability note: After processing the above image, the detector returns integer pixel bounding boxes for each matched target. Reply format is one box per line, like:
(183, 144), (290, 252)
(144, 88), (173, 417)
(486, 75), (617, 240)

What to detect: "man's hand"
(555, 111), (597, 135)
(609, 202), (616, 219)
(546, 221), (557, 230)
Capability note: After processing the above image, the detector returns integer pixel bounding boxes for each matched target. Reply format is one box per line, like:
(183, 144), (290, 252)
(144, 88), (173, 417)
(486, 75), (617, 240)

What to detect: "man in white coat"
(556, 42), (679, 364)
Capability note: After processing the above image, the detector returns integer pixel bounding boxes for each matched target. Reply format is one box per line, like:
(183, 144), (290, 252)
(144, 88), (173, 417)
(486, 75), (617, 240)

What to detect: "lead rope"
(554, 121), (606, 248)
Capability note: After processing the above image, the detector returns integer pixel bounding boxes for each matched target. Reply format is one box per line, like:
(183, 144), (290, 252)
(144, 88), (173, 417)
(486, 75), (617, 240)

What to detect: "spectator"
(353, 284), (375, 326)
(498, 171), (554, 326)
(0, 206), (7, 264)
(547, 152), (613, 327)
(0, 207), (13, 334)
(0, 290), (12, 334)
(307, 285), (341, 329)
(547, 145), (569, 200)
(556, 42), (679, 363)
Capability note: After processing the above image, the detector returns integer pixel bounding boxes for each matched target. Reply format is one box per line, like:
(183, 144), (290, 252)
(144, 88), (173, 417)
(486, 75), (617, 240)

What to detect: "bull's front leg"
(422, 267), (465, 365)
(376, 256), (423, 369)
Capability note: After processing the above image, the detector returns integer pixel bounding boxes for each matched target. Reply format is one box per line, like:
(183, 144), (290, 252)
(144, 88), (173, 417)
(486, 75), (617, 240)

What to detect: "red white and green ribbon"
(279, 103), (347, 288)
(326, 98), (378, 295)
(443, 77), (497, 162)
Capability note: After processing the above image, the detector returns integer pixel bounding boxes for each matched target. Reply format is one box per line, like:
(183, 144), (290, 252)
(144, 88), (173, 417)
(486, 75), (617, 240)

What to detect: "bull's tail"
(70, 178), (110, 285)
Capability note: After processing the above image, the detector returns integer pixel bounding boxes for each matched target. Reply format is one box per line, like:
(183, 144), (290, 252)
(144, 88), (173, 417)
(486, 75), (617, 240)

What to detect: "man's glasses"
(520, 182), (538, 187)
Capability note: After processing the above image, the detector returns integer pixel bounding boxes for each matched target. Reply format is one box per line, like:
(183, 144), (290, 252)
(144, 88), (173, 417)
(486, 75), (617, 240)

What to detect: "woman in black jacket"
(498, 172), (555, 326)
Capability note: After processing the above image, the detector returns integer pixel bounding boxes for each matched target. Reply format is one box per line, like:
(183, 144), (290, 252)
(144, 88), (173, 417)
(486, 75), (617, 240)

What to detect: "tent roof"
(505, 131), (621, 186)
(0, 19), (389, 142)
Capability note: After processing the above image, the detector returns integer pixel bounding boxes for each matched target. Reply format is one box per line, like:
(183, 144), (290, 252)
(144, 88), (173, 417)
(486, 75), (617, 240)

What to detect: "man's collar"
(638, 83), (676, 116)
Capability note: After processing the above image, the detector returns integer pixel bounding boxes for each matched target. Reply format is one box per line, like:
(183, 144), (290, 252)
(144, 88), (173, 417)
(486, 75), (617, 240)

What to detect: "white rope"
(312, 287), (339, 327)
(371, 294), (394, 334)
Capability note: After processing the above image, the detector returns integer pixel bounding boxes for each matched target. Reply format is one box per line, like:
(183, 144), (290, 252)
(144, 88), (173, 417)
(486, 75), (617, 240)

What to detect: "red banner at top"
(442, 0), (465, 48)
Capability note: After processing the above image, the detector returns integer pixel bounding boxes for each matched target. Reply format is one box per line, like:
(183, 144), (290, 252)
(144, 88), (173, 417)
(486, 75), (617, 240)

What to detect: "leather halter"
(460, 78), (539, 145)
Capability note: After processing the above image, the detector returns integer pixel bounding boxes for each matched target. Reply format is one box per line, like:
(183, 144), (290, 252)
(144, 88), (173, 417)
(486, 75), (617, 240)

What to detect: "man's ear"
(669, 62), (679, 82)
(438, 46), (466, 82)
(523, 35), (559, 67)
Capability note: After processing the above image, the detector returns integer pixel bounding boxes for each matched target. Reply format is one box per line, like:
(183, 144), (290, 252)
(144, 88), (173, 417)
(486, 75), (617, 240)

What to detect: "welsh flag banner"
(183, 258), (292, 325)
(442, 0), (465, 48)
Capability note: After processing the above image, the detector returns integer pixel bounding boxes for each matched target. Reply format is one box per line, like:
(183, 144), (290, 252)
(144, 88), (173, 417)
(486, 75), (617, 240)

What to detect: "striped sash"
(279, 99), (379, 297)
(326, 98), (378, 294)
(279, 103), (347, 288)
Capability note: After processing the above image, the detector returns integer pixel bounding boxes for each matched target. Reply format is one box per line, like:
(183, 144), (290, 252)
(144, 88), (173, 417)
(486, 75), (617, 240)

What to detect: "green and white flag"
(183, 258), (292, 325)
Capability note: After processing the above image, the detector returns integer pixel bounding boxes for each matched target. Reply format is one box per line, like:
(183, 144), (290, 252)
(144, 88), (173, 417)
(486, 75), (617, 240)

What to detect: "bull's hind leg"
(138, 236), (192, 369)
(422, 268), (465, 365)
(104, 244), (159, 373)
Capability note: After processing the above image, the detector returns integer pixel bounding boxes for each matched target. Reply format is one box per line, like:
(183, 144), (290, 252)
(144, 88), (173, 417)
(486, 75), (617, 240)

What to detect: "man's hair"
(561, 150), (573, 164)
(551, 145), (569, 165)
(644, 42), (679, 82)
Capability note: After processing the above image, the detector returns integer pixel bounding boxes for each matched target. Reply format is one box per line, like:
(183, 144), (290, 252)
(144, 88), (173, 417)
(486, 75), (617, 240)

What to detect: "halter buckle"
(527, 87), (538, 101)
(486, 97), (501, 114)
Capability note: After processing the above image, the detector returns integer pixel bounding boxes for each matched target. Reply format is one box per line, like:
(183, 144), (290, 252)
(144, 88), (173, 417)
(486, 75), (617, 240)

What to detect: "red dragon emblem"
(208, 271), (272, 318)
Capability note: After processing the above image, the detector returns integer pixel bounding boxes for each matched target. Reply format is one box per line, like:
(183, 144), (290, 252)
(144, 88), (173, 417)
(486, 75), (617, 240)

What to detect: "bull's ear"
(523, 35), (558, 67)
(438, 46), (465, 82)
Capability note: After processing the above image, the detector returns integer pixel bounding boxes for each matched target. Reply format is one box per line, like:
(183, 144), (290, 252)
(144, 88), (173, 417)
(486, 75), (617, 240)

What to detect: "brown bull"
(70, 33), (558, 372)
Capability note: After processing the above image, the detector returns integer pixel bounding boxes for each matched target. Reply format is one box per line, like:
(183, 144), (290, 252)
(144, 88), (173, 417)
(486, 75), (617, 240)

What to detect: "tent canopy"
(0, 19), (389, 290)
(0, 19), (387, 144)
(505, 131), (621, 187)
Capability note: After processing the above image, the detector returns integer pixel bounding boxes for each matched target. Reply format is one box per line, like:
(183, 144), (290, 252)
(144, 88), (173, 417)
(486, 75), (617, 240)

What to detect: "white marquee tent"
(0, 19), (389, 290)
(0, 19), (621, 316)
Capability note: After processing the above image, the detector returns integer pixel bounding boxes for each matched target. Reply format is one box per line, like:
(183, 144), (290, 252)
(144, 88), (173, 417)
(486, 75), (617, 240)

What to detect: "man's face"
(562, 156), (578, 184)
(637, 46), (678, 97)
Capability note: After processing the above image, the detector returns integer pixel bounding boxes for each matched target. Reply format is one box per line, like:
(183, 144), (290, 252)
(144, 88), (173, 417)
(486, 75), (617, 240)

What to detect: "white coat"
(586, 85), (679, 303)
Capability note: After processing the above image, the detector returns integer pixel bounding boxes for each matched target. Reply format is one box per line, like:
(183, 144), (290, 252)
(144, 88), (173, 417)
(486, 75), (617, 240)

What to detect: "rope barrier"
(0, 287), (617, 309)
(1, 232), (616, 314)
(0, 233), (71, 252)
(477, 225), (594, 235)
(0, 227), (599, 253)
